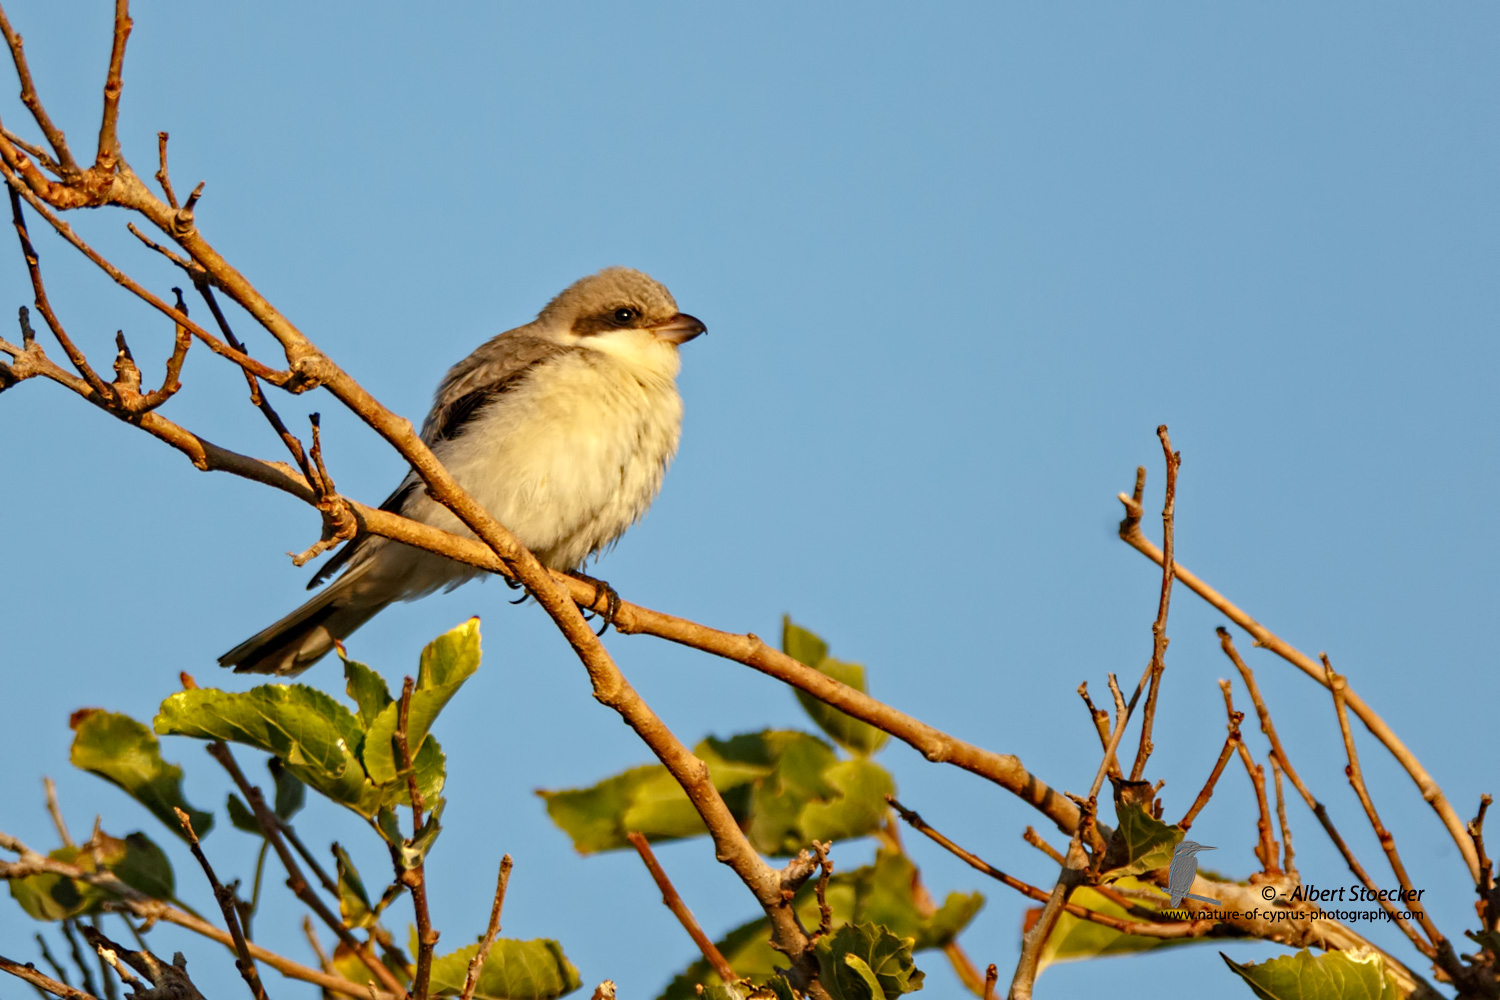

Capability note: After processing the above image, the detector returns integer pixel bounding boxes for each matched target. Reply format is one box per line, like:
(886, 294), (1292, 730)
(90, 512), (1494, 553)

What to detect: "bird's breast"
(424, 352), (683, 568)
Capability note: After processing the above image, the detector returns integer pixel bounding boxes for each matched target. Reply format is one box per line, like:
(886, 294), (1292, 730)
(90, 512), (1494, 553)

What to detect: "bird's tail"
(218, 572), (390, 676)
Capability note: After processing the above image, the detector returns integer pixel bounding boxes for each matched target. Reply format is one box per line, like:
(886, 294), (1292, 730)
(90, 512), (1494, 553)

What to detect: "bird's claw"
(567, 570), (621, 636)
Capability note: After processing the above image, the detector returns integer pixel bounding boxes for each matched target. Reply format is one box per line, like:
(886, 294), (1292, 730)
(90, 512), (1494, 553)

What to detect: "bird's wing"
(307, 479), (419, 589)
(308, 331), (568, 590)
(421, 330), (571, 444)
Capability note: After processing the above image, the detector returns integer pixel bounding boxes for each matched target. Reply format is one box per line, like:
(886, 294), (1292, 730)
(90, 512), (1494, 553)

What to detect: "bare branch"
(94, 1), (131, 173)
(1268, 755), (1296, 876)
(459, 855), (513, 1000)
(1221, 680), (1279, 874)
(174, 808), (269, 1000)
(1119, 504), (1481, 883)
(0, 7), (80, 177)
(43, 777), (72, 848)
(1129, 425), (1179, 781)
(154, 132), (176, 208)
(1179, 700), (1238, 833)
(1325, 656), (1460, 977)
(205, 743), (409, 997)
(395, 677), (437, 1000)
(627, 833), (736, 986)
(2, 832), (387, 998)
(0, 953), (97, 1000)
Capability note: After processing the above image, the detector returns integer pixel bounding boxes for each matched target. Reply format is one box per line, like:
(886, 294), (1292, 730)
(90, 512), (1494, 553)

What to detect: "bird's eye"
(611, 307), (638, 326)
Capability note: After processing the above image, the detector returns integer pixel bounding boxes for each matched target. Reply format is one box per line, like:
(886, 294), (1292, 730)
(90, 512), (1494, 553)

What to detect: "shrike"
(220, 267), (705, 675)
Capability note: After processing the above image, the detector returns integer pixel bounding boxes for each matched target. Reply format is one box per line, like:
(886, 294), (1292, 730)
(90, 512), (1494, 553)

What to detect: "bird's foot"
(567, 570), (621, 636)
(503, 574), (531, 605)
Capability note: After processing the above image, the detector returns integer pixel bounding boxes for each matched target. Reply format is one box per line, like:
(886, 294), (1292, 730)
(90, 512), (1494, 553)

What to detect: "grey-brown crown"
(537, 267), (680, 333)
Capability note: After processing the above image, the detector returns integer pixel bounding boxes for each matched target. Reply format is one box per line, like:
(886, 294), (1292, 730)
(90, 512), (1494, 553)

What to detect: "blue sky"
(2, 4), (1496, 998)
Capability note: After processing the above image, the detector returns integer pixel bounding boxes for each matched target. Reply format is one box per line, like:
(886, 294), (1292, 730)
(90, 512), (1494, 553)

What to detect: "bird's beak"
(651, 312), (707, 345)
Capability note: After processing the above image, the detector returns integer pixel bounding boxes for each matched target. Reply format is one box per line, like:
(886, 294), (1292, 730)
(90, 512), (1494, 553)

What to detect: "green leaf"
(815, 924), (923, 999)
(334, 844), (374, 928)
(270, 757), (306, 820)
(832, 955), (883, 1000)
(541, 731), (893, 856)
(6, 831), (173, 922)
(783, 618), (889, 757)
(1221, 949), (1405, 1000)
(427, 937), (581, 1000)
(853, 849), (983, 950)
(1099, 803), (1182, 880)
(657, 851), (974, 1000)
(110, 832), (175, 900)
(7, 848), (96, 921)
(782, 617), (829, 669)
(797, 759), (895, 847)
(69, 709), (214, 840)
(399, 800), (445, 870)
(699, 986), (753, 1000)
(363, 619), (481, 787)
(343, 655), (394, 731)
(155, 685), (378, 816)
(764, 977), (799, 1000)
(227, 793), (261, 833)
(1033, 878), (1202, 972)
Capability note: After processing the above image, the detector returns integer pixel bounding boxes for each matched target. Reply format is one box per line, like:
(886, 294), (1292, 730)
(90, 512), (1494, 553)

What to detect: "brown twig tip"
(810, 841), (835, 943)
(460, 855), (513, 1000)
(173, 803), (269, 1000)
(44, 777), (74, 848)
(628, 832), (737, 986)
(155, 131), (177, 208)
(172, 807), (198, 843)
(983, 963), (998, 1000)
(1129, 425), (1179, 783)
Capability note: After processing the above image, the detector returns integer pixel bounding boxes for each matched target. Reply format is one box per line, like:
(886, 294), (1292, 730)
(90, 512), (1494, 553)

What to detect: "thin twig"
(983, 964), (998, 1000)
(174, 808), (269, 1000)
(0, 954), (97, 1000)
(1268, 755), (1296, 875)
(0, 7), (80, 177)
(1021, 827), (1065, 866)
(1179, 727), (1238, 832)
(888, 798), (1218, 939)
(809, 841), (835, 943)
(1119, 505), (1480, 883)
(8, 188), (112, 401)
(56, 923), (98, 1000)
(303, 916), (332, 972)
(1014, 429), (1182, 1000)
(1129, 426), (1179, 781)
(154, 133), (177, 208)
(43, 778), (72, 847)
(1076, 683), (1117, 777)
(395, 677), (437, 1000)
(1220, 679), (1279, 873)
(628, 833), (737, 985)
(34, 934), (71, 988)
(1325, 656), (1456, 971)
(459, 855), (513, 1000)
(94, 0), (131, 173)
(206, 743), (408, 997)
(1470, 796), (1498, 937)
(1, 831), (394, 999)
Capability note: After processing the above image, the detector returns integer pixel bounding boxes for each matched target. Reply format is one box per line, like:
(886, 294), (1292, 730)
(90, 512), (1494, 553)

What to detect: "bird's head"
(1177, 840), (1215, 856)
(537, 267), (705, 376)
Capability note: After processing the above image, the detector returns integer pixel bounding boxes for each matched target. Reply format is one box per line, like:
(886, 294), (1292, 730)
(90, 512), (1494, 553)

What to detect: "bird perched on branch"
(219, 267), (705, 675)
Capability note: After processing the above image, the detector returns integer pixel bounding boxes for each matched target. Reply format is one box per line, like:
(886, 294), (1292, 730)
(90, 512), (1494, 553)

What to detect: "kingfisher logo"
(1154, 840), (1222, 907)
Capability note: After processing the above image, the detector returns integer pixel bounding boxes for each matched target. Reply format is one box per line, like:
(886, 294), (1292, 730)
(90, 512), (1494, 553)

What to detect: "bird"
(1163, 840), (1221, 907)
(219, 267), (705, 676)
